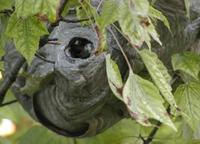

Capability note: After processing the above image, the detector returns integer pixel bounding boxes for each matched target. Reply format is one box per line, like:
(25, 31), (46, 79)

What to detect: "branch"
(0, 56), (26, 104)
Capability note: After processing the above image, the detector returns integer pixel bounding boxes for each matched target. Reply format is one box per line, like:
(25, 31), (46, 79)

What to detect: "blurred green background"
(0, 92), (200, 144)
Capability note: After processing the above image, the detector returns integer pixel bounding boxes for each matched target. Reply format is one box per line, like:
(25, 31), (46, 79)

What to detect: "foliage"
(0, 0), (200, 144)
(172, 52), (200, 81)
(6, 14), (48, 63)
(138, 50), (177, 110)
(15, 0), (60, 22)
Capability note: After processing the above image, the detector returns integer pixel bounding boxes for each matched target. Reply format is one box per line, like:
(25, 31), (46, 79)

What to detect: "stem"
(73, 138), (77, 144)
(108, 28), (132, 70)
(143, 105), (171, 144)
(0, 100), (18, 107)
(96, 0), (104, 12)
(143, 121), (162, 144)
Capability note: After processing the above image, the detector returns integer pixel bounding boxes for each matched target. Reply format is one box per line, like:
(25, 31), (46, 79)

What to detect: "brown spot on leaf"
(127, 97), (132, 106)
(116, 87), (123, 96)
(129, 111), (138, 119)
(164, 112), (169, 117)
(176, 107), (181, 112)
(126, 37), (141, 49)
(36, 14), (48, 22)
(143, 119), (149, 124)
(140, 17), (150, 27)
(109, 80), (123, 97)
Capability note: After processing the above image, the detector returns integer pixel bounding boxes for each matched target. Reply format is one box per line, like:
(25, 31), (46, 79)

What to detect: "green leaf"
(172, 52), (200, 81)
(6, 14), (48, 63)
(130, 0), (150, 17)
(117, 1), (162, 48)
(106, 54), (123, 101)
(139, 49), (178, 110)
(118, 2), (148, 47)
(149, 6), (170, 31)
(174, 82), (200, 131)
(62, 0), (79, 17)
(97, 0), (120, 29)
(76, 1), (98, 26)
(15, 0), (60, 22)
(0, 0), (13, 11)
(123, 70), (176, 131)
(0, 15), (9, 57)
(146, 20), (162, 46)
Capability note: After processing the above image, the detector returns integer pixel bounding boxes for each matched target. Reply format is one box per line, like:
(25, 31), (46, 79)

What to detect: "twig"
(107, 28), (132, 70)
(0, 99), (18, 107)
(0, 56), (26, 104)
(143, 122), (162, 144)
(96, 0), (104, 12)
(139, 134), (146, 143)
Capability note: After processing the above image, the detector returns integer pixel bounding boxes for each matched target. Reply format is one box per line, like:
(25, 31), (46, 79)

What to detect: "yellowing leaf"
(123, 70), (176, 131)
(172, 52), (200, 81)
(139, 49), (178, 110)
(6, 14), (48, 63)
(106, 54), (123, 101)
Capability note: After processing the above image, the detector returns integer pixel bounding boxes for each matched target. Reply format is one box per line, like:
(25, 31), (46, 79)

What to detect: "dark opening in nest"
(67, 37), (94, 59)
